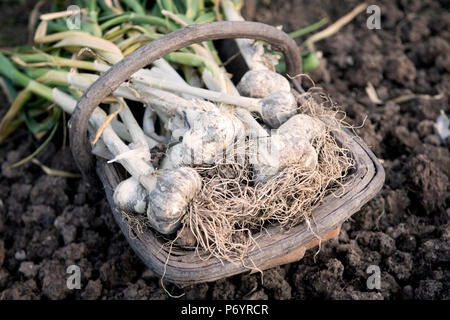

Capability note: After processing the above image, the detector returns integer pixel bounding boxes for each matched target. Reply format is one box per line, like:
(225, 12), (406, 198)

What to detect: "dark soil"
(0, 0), (449, 300)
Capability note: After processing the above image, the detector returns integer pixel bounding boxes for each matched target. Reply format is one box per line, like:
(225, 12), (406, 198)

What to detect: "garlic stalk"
(56, 66), (295, 130)
(52, 88), (155, 187)
(107, 98), (151, 164)
(116, 98), (149, 150)
(221, 0), (279, 71)
(142, 107), (167, 143)
(130, 74), (297, 128)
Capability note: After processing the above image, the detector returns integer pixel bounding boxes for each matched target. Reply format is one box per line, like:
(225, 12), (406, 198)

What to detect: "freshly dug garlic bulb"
(113, 177), (148, 214)
(237, 70), (291, 98)
(253, 140), (318, 182)
(258, 90), (298, 128)
(113, 167), (202, 235)
(253, 114), (326, 182)
(162, 103), (244, 169)
(277, 114), (326, 141)
(147, 167), (202, 235)
(237, 70), (296, 128)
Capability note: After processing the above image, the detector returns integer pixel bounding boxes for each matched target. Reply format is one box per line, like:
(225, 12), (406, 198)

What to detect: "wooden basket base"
(254, 225), (341, 272)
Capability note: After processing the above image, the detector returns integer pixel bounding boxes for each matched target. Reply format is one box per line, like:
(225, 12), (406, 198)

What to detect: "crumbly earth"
(0, 0), (448, 300)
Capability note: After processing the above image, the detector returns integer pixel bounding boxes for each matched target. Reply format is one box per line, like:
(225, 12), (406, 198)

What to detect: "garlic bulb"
(113, 177), (148, 214)
(253, 114), (326, 182)
(147, 167), (202, 235)
(277, 114), (326, 141)
(236, 70), (297, 128)
(237, 70), (291, 98)
(258, 90), (298, 128)
(114, 168), (202, 235)
(162, 103), (244, 169)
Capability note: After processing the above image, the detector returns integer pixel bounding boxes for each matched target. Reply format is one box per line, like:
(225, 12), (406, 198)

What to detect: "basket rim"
(97, 126), (385, 285)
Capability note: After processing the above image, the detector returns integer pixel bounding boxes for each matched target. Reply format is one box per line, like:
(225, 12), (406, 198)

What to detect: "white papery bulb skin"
(253, 114), (326, 182)
(237, 70), (291, 98)
(277, 114), (326, 141)
(147, 167), (202, 235)
(113, 177), (148, 214)
(163, 105), (244, 168)
(259, 91), (298, 128)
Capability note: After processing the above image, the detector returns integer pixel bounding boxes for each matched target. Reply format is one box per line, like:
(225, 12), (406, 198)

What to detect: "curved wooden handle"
(70, 21), (303, 183)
